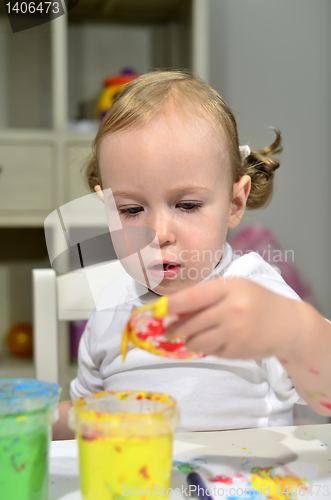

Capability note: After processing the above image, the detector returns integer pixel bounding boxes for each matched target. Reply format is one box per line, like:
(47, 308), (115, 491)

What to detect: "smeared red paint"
(157, 340), (183, 352)
(136, 318), (164, 340)
(208, 475), (233, 484)
(319, 401), (331, 410)
(309, 368), (319, 375)
(234, 472), (245, 479)
(139, 466), (150, 479)
(136, 395), (142, 400)
(81, 434), (97, 441)
(279, 358), (289, 364)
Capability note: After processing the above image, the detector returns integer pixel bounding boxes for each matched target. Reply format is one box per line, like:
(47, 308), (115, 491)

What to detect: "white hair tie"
(239, 145), (251, 159)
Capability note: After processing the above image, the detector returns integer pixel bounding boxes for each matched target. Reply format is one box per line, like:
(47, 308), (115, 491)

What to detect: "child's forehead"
(100, 106), (227, 153)
(98, 109), (232, 192)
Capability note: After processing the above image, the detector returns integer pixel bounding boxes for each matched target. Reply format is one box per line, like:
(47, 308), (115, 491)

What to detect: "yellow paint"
(250, 467), (307, 500)
(153, 296), (168, 318)
(74, 391), (176, 500)
(121, 297), (200, 361)
(121, 327), (129, 362)
(78, 432), (172, 500)
(16, 415), (28, 422)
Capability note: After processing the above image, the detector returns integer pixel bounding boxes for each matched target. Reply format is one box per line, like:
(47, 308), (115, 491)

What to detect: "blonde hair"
(85, 70), (282, 209)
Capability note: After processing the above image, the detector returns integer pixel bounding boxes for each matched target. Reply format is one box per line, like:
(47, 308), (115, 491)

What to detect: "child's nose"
(147, 212), (176, 246)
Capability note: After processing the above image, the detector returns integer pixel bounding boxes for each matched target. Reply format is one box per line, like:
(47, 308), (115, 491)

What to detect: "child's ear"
(228, 175), (251, 229)
(94, 185), (104, 202)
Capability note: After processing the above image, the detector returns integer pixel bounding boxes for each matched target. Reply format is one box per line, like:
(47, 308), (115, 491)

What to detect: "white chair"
(32, 261), (126, 384)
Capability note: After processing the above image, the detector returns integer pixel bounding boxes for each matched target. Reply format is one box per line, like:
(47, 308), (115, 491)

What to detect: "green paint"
(177, 464), (199, 473)
(264, 348), (274, 356)
(0, 412), (49, 500)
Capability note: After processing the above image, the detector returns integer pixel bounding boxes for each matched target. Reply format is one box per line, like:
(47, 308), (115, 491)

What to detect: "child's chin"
(149, 279), (196, 296)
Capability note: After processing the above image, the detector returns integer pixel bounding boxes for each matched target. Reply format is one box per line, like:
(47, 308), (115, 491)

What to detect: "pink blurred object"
(228, 225), (318, 308)
(69, 320), (87, 362)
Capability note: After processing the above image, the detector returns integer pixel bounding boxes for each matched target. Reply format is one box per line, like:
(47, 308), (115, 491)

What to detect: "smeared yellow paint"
(153, 296), (168, 318)
(121, 297), (202, 361)
(250, 467), (307, 500)
(121, 327), (129, 362)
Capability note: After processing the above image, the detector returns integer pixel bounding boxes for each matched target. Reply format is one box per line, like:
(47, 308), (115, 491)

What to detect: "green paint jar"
(0, 378), (61, 500)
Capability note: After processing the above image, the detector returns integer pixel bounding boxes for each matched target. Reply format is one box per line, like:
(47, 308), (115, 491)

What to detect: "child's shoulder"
(223, 247), (300, 301)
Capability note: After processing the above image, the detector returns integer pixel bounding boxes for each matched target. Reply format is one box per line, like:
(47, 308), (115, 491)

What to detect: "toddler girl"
(54, 71), (331, 439)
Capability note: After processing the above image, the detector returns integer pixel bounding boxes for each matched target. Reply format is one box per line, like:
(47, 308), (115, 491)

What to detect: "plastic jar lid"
(0, 378), (61, 415)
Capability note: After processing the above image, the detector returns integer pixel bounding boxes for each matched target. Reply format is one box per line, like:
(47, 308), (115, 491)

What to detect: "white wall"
(0, 17), (8, 128)
(68, 24), (151, 120)
(210, 0), (331, 317)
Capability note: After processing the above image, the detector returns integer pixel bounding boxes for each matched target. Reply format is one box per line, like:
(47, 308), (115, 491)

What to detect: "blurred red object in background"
(6, 323), (33, 358)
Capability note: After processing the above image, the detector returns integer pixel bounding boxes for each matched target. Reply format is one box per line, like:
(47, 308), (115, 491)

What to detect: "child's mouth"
(148, 263), (182, 278)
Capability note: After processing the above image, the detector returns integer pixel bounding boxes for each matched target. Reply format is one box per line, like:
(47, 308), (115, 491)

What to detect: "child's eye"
(177, 202), (203, 212)
(118, 207), (143, 218)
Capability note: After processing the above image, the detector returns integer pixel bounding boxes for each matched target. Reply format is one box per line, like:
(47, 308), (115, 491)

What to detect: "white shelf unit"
(0, 0), (209, 395)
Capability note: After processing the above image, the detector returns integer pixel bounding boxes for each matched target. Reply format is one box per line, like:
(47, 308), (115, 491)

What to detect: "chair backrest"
(32, 260), (126, 383)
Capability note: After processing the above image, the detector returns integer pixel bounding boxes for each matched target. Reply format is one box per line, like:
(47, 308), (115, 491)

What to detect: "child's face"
(98, 109), (250, 295)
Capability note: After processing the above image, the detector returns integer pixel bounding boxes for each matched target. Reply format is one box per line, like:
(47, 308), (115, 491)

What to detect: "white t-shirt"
(70, 243), (306, 431)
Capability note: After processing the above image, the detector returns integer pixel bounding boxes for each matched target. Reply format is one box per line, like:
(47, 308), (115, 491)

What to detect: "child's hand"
(164, 277), (304, 361)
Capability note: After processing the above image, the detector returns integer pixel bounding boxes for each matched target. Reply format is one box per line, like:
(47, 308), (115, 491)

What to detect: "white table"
(49, 424), (331, 500)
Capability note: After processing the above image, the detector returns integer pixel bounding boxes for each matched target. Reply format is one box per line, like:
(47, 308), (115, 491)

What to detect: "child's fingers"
(185, 326), (226, 356)
(167, 278), (227, 316)
(165, 302), (221, 340)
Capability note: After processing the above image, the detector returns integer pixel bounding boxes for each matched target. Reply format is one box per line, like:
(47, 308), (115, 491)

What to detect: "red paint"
(136, 395), (142, 400)
(81, 434), (97, 441)
(136, 318), (164, 339)
(234, 472), (245, 479)
(280, 358), (289, 364)
(319, 401), (331, 410)
(309, 368), (319, 375)
(139, 466), (150, 479)
(208, 475), (233, 484)
(157, 340), (184, 352)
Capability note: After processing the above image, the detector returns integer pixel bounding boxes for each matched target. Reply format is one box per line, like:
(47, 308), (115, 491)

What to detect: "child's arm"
(163, 278), (331, 416)
(52, 400), (75, 440)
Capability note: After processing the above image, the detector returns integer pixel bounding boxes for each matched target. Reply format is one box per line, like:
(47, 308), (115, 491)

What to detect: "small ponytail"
(242, 129), (282, 210)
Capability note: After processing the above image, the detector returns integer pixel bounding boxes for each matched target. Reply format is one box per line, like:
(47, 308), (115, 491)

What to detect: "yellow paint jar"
(70, 391), (179, 500)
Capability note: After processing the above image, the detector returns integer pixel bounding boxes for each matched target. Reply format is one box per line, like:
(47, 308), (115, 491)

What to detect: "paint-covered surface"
(172, 454), (326, 499)
(121, 297), (205, 360)
(49, 423), (331, 500)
